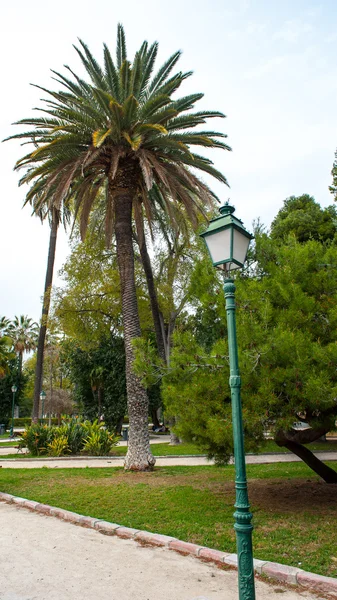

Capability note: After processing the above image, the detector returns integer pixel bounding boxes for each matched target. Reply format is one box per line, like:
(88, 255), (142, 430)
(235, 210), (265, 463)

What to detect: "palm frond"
(116, 23), (127, 70)
(149, 51), (181, 94)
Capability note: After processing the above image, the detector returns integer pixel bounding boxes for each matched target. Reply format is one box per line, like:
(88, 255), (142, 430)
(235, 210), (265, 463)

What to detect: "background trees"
(270, 194), (337, 243)
(62, 335), (126, 431)
(131, 196), (337, 482)
(329, 149), (337, 201)
(0, 316), (35, 424)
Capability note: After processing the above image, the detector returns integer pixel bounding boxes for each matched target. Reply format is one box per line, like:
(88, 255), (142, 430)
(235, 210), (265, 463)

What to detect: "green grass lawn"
(0, 462), (336, 578)
(0, 441), (20, 448)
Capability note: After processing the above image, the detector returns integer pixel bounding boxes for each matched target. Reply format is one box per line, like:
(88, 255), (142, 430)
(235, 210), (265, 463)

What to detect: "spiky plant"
(6, 24), (230, 470)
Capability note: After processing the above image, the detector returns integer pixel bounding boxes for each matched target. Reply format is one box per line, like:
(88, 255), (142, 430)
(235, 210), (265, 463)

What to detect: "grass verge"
(0, 462), (336, 578)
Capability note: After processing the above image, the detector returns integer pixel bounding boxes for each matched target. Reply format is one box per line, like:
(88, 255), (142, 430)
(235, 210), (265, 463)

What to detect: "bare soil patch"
(58, 471), (337, 514)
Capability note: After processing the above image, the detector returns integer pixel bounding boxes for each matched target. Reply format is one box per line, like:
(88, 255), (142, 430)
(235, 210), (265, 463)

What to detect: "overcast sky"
(1, 0), (336, 322)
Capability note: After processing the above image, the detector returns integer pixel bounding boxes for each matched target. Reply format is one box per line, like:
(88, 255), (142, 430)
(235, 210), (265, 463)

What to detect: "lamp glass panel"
(204, 228), (231, 266)
(233, 228), (250, 267)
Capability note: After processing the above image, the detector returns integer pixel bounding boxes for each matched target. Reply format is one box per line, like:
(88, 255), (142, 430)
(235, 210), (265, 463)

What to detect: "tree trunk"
(18, 351), (23, 382)
(151, 408), (160, 430)
(138, 232), (182, 442)
(276, 439), (337, 483)
(97, 387), (102, 420)
(48, 363), (53, 427)
(169, 416), (181, 445)
(113, 181), (155, 471)
(32, 209), (59, 423)
(138, 227), (167, 362)
(116, 415), (124, 435)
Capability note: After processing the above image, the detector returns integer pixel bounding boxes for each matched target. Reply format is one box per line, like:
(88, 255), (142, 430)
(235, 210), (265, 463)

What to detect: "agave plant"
(7, 24), (230, 470)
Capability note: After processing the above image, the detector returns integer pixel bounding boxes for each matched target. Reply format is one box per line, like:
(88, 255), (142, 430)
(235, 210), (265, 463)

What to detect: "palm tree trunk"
(97, 387), (102, 420)
(138, 232), (181, 443)
(138, 228), (166, 362)
(18, 351), (23, 381)
(32, 209), (59, 422)
(113, 189), (155, 471)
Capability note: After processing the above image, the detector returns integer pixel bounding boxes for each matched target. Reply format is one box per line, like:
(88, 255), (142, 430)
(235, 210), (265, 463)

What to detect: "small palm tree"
(6, 25), (230, 470)
(7, 315), (39, 380)
(0, 336), (15, 379)
(0, 317), (10, 337)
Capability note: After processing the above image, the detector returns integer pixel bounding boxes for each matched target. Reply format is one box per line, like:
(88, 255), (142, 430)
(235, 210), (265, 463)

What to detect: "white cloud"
(244, 55), (286, 79)
(273, 19), (313, 43)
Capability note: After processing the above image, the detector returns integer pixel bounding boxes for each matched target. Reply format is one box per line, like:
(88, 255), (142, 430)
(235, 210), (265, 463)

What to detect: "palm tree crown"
(7, 25), (231, 470)
(8, 315), (38, 355)
(7, 315), (38, 379)
(7, 24), (230, 234)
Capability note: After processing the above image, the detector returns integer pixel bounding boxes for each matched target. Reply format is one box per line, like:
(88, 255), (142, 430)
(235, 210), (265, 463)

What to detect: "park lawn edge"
(0, 462), (336, 577)
(0, 489), (337, 598)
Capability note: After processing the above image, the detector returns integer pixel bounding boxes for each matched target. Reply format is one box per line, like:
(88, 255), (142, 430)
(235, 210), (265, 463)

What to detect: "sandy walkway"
(0, 502), (325, 600)
(1, 451), (337, 468)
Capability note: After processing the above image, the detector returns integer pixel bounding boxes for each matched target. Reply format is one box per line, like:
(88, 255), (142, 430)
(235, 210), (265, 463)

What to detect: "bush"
(57, 419), (85, 454)
(20, 418), (118, 457)
(82, 421), (118, 456)
(20, 424), (54, 456)
(47, 435), (69, 457)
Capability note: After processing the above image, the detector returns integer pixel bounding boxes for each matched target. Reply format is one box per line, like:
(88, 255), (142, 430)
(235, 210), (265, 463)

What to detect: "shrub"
(57, 418), (86, 454)
(21, 418), (118, 456)
(47, 435), (69, 457)
(82, 427), (118, 456)
(20, 424), (55, 456)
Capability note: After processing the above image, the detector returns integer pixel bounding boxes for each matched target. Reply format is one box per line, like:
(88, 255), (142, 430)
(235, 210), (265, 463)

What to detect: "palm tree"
(0, 336), (15, 379)
(31, 206), (70, 423)
(7, 315), (39, 380)
(6, 24), (230, 470)
(0, 317), (10, 337)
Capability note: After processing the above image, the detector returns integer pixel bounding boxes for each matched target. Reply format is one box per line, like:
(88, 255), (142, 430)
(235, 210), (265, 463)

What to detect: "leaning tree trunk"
(275, 435), (337, 484)
(113, 183), (155, 471)
(138, 227), (166, 362)
(32, 209), (59, 423)
(138, 228), (180, 444)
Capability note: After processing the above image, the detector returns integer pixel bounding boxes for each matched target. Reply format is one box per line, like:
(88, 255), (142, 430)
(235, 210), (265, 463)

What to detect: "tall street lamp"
(40, 390), (46, 422)
(10, 385), (17, 437)
(201, 203), (255, 600)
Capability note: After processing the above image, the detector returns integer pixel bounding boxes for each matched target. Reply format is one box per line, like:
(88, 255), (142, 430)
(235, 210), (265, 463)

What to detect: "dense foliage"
(131, 192), (337, 482)
(62, 335), (127, 431)
(270, 194), (337, 243)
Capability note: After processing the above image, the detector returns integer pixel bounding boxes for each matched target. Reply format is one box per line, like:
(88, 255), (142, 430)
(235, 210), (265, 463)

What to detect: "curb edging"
(1, 491), (337, 597)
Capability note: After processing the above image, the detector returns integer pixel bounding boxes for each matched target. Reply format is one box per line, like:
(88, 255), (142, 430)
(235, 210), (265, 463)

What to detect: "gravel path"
(0, 502), (325, 600)
(0, 451), (337, 468)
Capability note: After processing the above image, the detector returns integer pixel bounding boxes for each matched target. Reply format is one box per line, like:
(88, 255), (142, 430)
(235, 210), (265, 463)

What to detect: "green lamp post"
(201, 203), (255, 600)
(10, 385), (17, 437)
(40, 390), (46, 422)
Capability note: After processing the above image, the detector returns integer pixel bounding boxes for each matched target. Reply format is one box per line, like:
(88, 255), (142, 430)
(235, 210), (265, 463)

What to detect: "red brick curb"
(1, 491), (336, 597)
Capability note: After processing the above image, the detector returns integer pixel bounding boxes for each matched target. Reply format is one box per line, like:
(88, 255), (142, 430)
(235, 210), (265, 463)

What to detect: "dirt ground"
(77, 470), (337, 514)
(0, 502), (329, 600)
